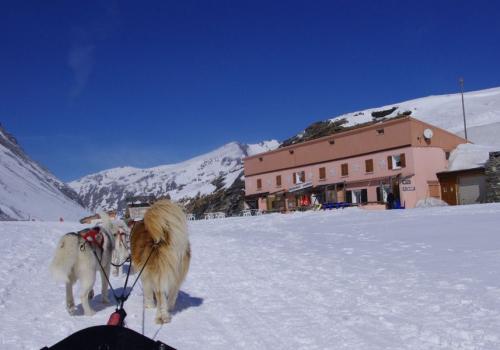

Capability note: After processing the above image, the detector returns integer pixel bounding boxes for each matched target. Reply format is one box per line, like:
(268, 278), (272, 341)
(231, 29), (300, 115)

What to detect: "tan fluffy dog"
(130, 200), (191, 324)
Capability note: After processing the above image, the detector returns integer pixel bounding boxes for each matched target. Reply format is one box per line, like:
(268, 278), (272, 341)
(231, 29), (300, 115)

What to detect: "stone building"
(485, 151), (500, 203)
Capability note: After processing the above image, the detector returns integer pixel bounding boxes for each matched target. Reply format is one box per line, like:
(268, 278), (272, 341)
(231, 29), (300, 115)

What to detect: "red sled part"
(107, 309), (127, 327)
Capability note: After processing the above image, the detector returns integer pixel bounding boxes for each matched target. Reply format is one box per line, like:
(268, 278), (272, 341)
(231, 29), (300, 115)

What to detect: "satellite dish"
(423, 128), (433, 140)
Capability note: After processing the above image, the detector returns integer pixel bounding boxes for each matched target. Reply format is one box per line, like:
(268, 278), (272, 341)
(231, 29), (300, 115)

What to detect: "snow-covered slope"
(328, 86), (500, 147)
(2, 204), (500, 349)
(69, 140), (279, 212)
(0, 125), (88, 221)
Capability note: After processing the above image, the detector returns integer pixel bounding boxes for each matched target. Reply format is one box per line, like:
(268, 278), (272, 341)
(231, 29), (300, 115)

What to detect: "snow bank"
(415, 197), (448, 208)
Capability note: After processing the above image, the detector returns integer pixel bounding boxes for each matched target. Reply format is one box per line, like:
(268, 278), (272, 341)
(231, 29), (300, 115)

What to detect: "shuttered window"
(257, 179), (262, 189)
(276, 175), (281, 187)
(319, 167), (326, 180)
(299, 171), (305, 182)
(365, 159), (374, 173)
(293, 171), (306, 184)
(341, 163), (348, 176)
(388, 153), (406, 169)
(400, 153), (406, 168)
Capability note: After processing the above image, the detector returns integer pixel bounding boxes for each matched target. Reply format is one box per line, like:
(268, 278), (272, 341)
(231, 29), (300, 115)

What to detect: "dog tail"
(50, 234), (79, 283)
(143, 199), (187, 244)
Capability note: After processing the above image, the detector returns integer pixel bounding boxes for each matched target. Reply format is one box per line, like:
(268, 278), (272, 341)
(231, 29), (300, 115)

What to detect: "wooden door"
(440, 179), (457, 205)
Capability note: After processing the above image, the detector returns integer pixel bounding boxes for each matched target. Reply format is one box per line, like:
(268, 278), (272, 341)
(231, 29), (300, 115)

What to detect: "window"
(276, 175), (282, 187)
(293, 171), (306, 184)
(257, 179), (262, 190)
(341, 163), (349, 176)
(445, 152), (450, 160)
(347, 189), (368, 204)
(365, 159), (374, 173)
(387, 153), (406, 170)
(376, 129), (384, 135)
(319, 167), (326, 180)
(329, 139), (335, 145)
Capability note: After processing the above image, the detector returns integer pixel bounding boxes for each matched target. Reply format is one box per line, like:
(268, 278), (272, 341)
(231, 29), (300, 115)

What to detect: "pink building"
(243, 116), (467, 211)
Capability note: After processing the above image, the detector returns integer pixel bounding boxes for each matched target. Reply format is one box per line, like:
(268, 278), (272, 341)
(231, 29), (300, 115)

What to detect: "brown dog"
(130, 200), (191, 324)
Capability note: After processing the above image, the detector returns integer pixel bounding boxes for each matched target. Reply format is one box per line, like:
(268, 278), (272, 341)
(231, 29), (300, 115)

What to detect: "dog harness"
(79, 227), (104, 250)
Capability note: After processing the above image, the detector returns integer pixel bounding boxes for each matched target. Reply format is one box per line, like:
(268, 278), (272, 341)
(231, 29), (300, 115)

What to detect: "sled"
(41, 325), (176, 350)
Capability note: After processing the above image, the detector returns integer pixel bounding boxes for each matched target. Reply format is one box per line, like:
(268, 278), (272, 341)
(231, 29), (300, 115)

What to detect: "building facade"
(243, 117), (467, 211)
(437, 167), (486, 205)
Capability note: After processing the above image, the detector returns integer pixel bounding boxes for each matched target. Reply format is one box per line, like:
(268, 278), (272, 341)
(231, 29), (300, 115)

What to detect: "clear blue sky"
(1, 0), (500, 181)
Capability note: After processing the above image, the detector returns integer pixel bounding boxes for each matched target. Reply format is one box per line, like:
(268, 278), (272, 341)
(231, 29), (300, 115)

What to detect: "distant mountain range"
(0, 124), (87, 221)
(69, 141), (279, 215)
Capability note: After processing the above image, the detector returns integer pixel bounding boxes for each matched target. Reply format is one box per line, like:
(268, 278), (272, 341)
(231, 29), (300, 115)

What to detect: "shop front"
(244, 192), (269, 211)
(287, 181), (313, 210)
(266, 191), (287, 212)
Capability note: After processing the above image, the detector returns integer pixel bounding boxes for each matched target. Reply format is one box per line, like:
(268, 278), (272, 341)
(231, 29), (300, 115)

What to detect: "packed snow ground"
(1, 204), (500, 349)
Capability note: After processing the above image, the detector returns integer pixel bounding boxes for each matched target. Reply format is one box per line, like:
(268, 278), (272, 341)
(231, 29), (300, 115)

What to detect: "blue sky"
(1, 0), (500, 181)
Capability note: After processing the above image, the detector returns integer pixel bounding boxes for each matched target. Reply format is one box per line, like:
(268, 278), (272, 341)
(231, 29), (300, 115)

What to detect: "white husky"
(50, 213), (123, 316)
(111, 222), (130, 277)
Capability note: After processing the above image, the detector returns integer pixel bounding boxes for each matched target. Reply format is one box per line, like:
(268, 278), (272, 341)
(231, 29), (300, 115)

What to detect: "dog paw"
(84, 309), (96, 316)
(155, 313), (171, 324)
(144, 300), (156, 309)
(67, 306), (77, 315)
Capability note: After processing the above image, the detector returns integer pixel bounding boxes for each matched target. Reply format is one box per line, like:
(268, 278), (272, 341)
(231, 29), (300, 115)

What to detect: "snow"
(0, 129), (88, 221)
(328, 86), (500, 148)
(2, 204), (500, 349)
(246, 140), (281, 156)
(447, 144), (498, 171)
(415, 197), (448, 208)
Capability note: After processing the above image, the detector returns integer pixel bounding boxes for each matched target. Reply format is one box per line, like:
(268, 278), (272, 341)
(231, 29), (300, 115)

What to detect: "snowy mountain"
(69, 141), (279, 213)
(0, 124), (88, 221)
(284, 86), (500, 148)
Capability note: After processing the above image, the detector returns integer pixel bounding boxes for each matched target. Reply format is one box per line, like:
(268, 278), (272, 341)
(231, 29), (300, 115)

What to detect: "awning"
(288, 181), (313, 193)
(269, 190), (287, 197)
(312, 182), (343, 192)
(244, 192), (269, 201)
(345, 174), (402, 188)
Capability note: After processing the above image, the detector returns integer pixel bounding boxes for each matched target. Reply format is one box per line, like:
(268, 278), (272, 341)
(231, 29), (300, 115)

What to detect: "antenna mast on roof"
(459, 77), (468, 142)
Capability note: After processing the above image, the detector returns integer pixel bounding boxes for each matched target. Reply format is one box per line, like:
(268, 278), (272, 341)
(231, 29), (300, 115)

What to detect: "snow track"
(1, 205), (500, 349)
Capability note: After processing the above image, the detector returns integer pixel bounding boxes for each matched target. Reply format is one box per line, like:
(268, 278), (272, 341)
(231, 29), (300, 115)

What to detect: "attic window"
(376, 129), (384, 135)
(445, 152), (450, 160)
(329, 139), (335, 145)
(289, 150), (294, 154)
(259, 157), (263, 162)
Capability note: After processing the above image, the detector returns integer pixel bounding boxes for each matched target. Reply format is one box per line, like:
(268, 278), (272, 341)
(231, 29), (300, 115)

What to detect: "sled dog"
(49, 213), (121, 316)
(130, 200), (191, 324)
(111, 222), (130, 276)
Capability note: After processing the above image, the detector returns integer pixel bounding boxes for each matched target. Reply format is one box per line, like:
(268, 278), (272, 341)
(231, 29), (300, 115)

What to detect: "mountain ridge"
(69, 140), (279, 214)
(0, 124), (88, 221)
